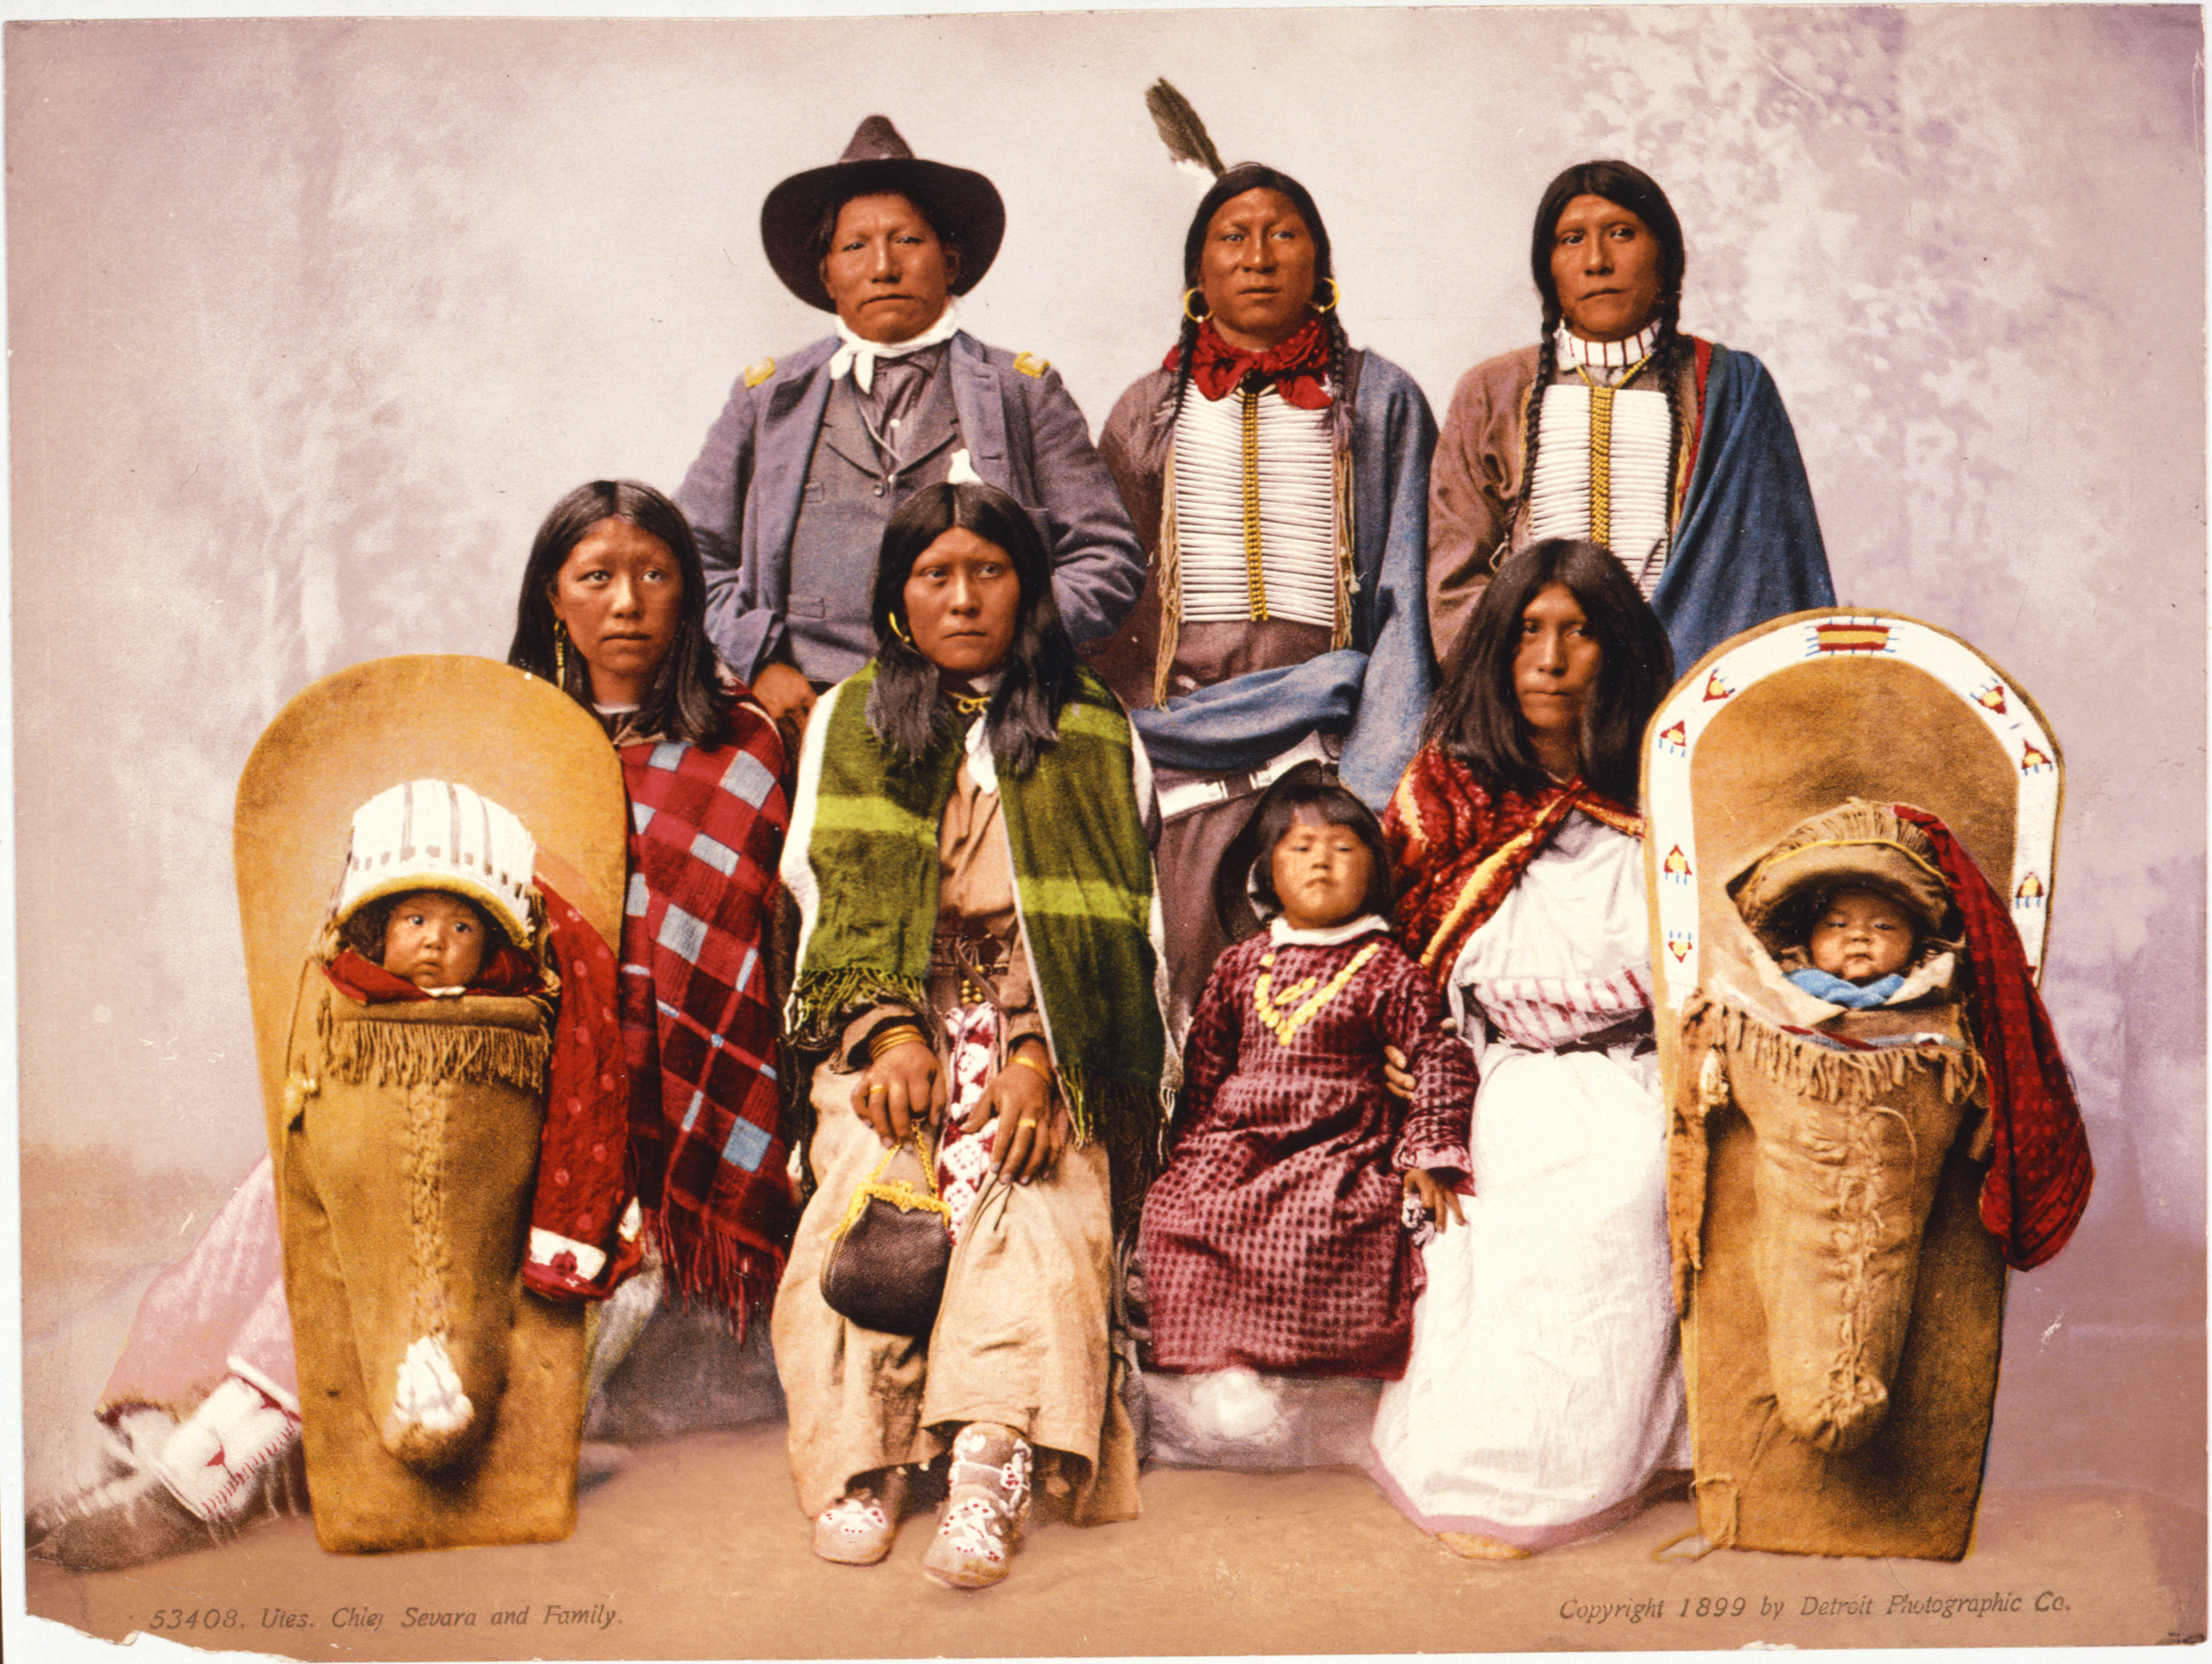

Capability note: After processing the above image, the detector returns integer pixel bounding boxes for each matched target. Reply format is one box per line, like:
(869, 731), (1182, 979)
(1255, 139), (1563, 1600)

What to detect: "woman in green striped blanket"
(774, 480), (1168, 1591)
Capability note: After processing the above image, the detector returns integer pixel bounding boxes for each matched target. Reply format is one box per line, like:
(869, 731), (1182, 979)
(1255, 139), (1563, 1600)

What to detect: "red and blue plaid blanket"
(620, 709), (796, 1327)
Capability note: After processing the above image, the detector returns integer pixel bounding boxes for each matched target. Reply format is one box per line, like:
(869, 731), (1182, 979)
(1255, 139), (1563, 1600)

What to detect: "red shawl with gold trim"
(1386, 747), (1642, 979)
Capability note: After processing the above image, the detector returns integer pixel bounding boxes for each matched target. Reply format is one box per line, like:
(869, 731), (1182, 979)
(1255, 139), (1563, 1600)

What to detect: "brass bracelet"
(869, 1024), (928, 1062)
(1010, 1050), (1054, 1085)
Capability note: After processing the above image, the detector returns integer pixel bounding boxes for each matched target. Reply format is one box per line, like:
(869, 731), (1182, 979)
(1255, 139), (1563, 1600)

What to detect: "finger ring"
(866, 1083), (887, 1096)
(1018, 1118), (1040, 1130)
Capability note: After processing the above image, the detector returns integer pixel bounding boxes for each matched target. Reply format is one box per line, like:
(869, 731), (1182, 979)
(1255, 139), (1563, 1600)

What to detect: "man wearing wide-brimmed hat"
(677, 116), (1143, 729)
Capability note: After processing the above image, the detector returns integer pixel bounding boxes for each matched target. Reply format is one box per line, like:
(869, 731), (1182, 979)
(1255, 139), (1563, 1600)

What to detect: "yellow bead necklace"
(1254, 940), (1382, 1047)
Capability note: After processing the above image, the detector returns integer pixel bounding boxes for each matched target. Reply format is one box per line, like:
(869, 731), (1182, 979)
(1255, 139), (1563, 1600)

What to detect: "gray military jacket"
(676, 330), (1144, 684)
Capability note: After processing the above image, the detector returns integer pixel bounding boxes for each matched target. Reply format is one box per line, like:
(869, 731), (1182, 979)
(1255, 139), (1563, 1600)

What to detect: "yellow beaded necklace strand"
(1573, 352), (1654, 549)
(1254, 940), (1383, 1047)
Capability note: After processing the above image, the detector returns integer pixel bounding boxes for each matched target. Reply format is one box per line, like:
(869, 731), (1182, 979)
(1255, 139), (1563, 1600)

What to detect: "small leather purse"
(819, 1128), (953, 1336)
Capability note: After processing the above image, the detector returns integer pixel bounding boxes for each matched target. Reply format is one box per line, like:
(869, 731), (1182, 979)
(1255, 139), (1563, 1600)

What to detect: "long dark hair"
(506, 480), (729, 747)
(1172, 163), (1353, 435)
(864, 481), (1077, 778)
(1423, 538), (1673, 806)
(1521, 160), (1691, 527)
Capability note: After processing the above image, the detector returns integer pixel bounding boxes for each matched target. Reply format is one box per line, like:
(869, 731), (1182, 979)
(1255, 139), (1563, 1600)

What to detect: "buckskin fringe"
(1667, 1046), (1730, 1315)
(320, 1005), (549, 1096)
(1681, 993), (1982, 1107)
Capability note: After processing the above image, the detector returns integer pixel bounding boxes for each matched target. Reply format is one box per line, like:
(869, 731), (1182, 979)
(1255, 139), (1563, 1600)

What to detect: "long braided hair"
(1518, 161), (1690, 536)
(1171, 163), (1354, 439)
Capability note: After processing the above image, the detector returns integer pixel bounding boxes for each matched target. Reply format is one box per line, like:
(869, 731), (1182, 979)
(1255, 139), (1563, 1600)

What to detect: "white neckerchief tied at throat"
(829, 303), (962, 394)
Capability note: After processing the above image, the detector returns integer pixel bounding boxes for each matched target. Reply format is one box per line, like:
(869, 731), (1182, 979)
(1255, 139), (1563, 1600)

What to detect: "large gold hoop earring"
(1312, 277), (1342, 316)
(1182, 287), (1210, 323)
(887, 611), (912, 645)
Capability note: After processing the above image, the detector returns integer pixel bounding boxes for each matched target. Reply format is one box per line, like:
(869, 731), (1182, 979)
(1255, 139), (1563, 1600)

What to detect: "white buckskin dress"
(1365, 807), (1687, 1550)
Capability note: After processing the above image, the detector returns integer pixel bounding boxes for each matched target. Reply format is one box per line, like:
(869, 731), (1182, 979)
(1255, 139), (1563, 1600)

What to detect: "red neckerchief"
(1169, 314), (1334, 411)
(1891, 804), (2092, 1270)
(321, 942), (542, 1004)
(1385, 747), (1642, 980)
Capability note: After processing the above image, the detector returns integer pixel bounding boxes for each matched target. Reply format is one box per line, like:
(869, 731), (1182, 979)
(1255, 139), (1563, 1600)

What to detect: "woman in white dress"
(1367, 536), (1684, 1557)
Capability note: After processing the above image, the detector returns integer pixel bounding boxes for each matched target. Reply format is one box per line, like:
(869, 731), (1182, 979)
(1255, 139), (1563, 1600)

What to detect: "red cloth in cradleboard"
(1891, 804), (2093, 1271)
(526, 883), (639, 1301)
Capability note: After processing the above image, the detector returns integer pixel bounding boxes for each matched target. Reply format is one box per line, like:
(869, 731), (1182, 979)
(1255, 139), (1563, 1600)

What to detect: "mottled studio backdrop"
(11, 6), (2203, 1508)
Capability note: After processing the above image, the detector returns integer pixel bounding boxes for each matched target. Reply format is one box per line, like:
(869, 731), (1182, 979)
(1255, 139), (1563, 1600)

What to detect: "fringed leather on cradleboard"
(1668, 860), (2001, 1560)
(281, 978), (589, 1552)
(1642, 613), (2077, 1562)
(235, 658), (631, 1554)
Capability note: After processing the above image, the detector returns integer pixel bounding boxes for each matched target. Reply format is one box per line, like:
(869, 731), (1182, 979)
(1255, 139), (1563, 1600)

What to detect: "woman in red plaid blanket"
(32, 481), (795, 1570)
(507, 480), (799, 1328)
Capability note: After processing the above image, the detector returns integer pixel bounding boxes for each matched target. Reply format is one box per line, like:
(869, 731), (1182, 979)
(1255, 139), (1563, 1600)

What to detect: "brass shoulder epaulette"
(1013, 351), (1050, 379)
(744, 356), (776, 389)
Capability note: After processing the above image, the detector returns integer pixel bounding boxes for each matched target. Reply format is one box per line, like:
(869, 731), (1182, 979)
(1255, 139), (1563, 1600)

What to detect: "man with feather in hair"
(1087, 83), (1438, 1036)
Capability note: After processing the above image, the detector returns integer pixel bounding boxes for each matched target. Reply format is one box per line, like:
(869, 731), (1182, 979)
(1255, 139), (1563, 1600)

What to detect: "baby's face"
(1807, 887), (1916, 984)
(380, 891), (489, 991)
(1270, 812), (1374, 934)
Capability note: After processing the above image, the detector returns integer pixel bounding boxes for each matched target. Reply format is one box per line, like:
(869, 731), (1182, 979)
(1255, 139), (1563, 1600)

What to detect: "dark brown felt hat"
(760, 116), (1006, 312)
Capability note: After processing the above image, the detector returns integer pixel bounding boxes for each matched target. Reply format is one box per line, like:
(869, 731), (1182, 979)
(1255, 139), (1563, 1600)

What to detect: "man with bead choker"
(1425, 160), (1833, 673)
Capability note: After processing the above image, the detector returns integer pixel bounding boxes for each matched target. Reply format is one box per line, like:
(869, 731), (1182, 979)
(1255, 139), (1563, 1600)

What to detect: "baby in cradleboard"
(1681, 796), (2093, 1517)
(1781, 885), (1927, 1009)
(277, 778), (638, 1553)
(356, 890), (499, 993)
(1135, 771), (1474, 1467)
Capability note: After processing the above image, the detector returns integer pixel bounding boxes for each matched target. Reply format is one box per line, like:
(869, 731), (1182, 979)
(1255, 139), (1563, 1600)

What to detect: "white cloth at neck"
(957, 670), (1003, 796)
(829, 303), (961, 393)
(1268, 913), (1391, 948)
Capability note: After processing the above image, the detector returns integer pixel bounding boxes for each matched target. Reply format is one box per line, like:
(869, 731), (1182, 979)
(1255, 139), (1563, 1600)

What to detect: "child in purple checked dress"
(1136, 774), (1472, 1466)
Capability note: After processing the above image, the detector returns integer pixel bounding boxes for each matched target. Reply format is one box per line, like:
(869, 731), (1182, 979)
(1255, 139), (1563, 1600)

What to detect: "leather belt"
(1488, 1009), (1656, 1058)
(1552, 1011), (1657, 1057)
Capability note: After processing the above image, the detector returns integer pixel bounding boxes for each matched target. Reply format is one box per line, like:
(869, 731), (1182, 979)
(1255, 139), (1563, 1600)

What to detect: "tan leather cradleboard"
(234, 656), (628, 1553)
(1642, 611), (2062, 1560)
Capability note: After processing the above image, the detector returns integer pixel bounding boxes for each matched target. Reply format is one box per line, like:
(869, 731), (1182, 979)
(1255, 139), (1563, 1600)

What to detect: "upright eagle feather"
(1145, 78), (1225, 181)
